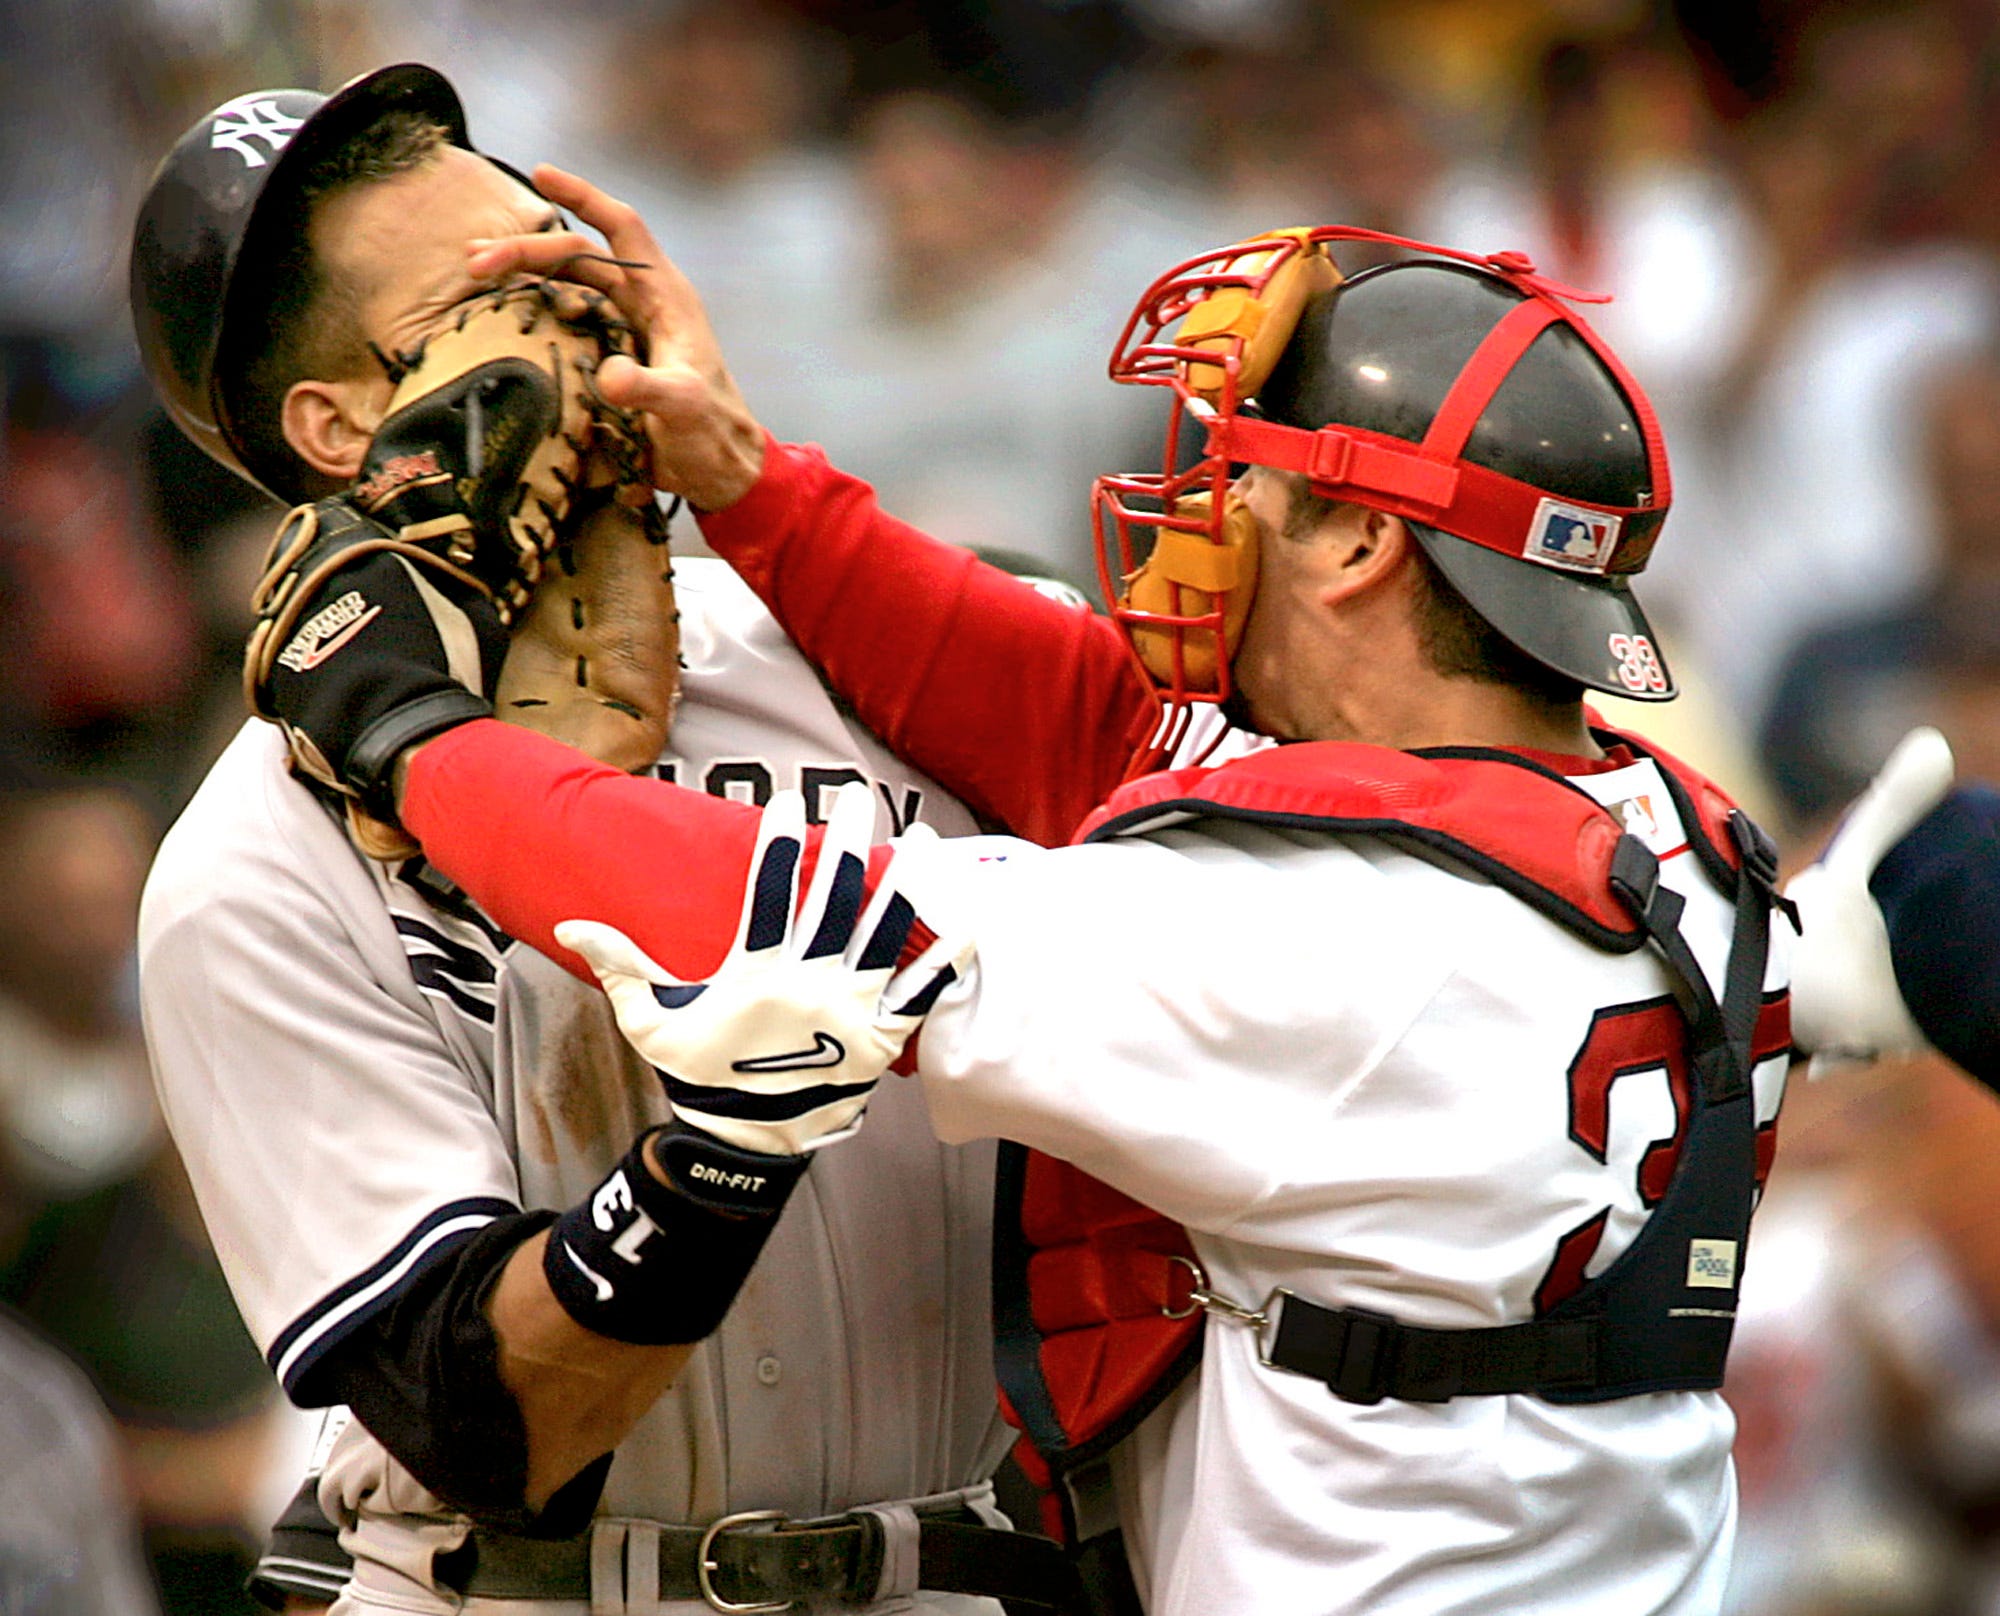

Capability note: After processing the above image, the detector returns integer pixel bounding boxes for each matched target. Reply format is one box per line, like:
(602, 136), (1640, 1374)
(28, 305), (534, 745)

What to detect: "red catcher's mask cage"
(1093, 226), (1670, 779)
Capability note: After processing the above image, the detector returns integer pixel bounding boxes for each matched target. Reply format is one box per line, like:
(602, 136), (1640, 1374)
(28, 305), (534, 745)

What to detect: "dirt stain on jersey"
(515, 966), (659, 1167)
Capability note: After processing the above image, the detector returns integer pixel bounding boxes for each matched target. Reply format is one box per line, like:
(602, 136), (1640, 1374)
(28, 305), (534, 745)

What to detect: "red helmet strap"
(1205, 413), (1665, 575)
(1214, 414), (1457, 507)
(1419, 297), (1561, 462)
(1201, 280), (1667, 577)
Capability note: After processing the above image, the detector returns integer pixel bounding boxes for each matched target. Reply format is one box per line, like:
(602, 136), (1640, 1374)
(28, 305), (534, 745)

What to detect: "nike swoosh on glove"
(556, 781), (972, 1155)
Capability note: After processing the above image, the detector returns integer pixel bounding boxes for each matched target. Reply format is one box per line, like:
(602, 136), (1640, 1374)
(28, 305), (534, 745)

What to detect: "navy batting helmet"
(128, 64), (472, 499)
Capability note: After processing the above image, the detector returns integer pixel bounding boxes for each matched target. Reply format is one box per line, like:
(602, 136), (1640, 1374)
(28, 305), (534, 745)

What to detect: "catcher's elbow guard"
(542, 1123), (807, 1345)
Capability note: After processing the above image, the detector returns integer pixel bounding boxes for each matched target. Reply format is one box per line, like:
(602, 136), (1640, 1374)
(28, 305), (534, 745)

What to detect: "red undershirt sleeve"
(401, 721), (901, 985)
(696, 437), (1160, 846)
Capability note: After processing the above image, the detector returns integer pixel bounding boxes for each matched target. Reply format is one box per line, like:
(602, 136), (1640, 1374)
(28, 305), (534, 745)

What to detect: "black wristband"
(542, 1124), (809, 1345)
(347, 685), (492, 818)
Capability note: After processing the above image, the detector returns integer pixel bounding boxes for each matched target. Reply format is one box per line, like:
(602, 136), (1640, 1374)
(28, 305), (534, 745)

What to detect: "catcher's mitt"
(491, 484), (678, 776)
(244, 278), (680, 857)
(348, 277), (650, 620)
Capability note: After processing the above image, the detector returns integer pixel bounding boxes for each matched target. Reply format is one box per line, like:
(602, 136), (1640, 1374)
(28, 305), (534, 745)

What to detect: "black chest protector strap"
(1260, 811), (1782, 1405)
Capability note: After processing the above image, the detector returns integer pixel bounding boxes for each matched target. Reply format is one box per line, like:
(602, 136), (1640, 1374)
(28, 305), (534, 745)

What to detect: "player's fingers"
(847, 818), (950, 969)
(1822, 727), (1955, 880)
(465, 229), (615, 284)
(531, 165), (671, 270)
(528, 165), (725, 356)
(595, 354), (717, 429)
(799, 782), (876, 960)
(880, 930), (974, 1024)
(736, 790), (808, 957)
(848, 871), (918, 977)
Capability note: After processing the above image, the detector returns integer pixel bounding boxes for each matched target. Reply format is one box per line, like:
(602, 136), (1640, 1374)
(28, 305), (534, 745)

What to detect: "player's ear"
(282, 377), (389, 482)
(1318, 509), (1411, 605)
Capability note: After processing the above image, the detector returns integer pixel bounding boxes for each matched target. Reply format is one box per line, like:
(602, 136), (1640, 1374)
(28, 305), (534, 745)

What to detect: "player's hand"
(247, 504), (508, 818)
(465, 165), (767, 512)
(1785, 726), (1955, 1073)
(555, 783), (970, 1155)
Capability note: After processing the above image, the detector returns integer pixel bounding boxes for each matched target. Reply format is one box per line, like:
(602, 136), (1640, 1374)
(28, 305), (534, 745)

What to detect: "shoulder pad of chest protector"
(1076, 728), (1745, 949)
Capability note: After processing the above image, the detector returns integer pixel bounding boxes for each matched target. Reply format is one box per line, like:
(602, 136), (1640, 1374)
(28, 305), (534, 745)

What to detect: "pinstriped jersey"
(137, 559), (1013, 1606)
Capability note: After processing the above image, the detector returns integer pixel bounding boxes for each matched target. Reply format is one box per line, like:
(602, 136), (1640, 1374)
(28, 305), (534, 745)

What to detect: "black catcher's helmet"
(1097, 228), (1674, 770)
(129, 64), (472, 499)
(1258, 258), (1670, 701)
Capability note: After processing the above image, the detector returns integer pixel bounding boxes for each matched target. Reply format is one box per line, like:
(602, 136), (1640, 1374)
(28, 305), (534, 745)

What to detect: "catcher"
(132, 66), (1076, 1615)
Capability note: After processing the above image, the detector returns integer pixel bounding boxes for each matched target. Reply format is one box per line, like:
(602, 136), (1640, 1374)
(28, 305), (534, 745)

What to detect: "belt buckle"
(696, 1509), (793, 1614)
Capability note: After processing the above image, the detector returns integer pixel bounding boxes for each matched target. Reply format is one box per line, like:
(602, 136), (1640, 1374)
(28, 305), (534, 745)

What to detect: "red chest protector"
(995, 725), (1775, 1547)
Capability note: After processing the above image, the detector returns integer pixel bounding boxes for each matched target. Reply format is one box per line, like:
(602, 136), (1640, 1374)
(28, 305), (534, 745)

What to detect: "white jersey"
(898, 753), (1795, 1616)
(137, 560), (1012, 1614)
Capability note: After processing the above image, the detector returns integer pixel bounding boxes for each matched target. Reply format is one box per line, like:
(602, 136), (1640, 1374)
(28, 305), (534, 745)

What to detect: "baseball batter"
(129, 67), (1072, 1616)
(249, 207), (1801, 1614)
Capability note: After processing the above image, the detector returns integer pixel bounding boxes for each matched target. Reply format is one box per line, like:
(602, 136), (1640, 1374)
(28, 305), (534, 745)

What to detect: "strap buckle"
(697, 1510), (793, 1614)
(1729, 808), (1798, 929)
(1163, 1253), (1268, 1329)
(1608, 832), (1662, 921)
(1163, 1254), (1290, 1360)
(1728, 809), (1780, 890)
(1316, 1305), (1399, 1404)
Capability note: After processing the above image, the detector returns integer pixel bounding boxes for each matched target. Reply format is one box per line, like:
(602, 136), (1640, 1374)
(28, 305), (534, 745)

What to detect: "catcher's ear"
(1318, 508), (1413, 607)
(282, 377), (391, 482)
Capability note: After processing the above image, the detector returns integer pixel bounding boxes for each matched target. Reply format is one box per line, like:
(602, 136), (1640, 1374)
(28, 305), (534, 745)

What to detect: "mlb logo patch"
(1609, 794), (1660, 842)
(1526, 499), (1620, 572)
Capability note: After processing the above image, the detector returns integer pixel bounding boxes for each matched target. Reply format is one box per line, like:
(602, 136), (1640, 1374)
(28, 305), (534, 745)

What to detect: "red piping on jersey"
(1073, 734), (1740, 938)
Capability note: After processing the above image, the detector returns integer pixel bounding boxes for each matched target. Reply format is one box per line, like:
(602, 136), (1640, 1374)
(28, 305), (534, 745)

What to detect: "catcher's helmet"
(129, 64), (473, 499)
(1096, 228), (1673, 769)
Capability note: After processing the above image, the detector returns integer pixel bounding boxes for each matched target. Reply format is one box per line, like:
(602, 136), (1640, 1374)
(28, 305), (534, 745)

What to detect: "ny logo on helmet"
(210, 98), (306, 169)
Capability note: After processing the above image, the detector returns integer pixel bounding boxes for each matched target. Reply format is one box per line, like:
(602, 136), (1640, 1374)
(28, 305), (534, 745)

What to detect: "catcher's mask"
(1095, 227), (1673, 772)
(130, 63), (527, 501)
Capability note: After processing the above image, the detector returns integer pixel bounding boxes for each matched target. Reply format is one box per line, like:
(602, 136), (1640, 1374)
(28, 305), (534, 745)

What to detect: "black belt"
(442, 1503), (1081, 1611)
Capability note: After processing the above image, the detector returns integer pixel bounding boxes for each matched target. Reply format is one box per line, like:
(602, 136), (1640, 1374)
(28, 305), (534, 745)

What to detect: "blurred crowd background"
(7, 0), (2000, 1610)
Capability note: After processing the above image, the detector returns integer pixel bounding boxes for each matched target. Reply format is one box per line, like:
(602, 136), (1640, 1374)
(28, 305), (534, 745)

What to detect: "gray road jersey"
(138, 562), (1011, 1579)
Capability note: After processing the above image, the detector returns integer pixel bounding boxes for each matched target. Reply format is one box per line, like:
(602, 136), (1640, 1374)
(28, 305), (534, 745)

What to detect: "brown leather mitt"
(245, 276), (680, 857)
(491, 477), (678, 776)
(347, 277), (648, 621)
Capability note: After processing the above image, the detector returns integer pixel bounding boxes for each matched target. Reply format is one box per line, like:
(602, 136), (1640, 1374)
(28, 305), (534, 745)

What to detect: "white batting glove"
(1786, 726), (1955, 1074)
(555, 782), (970, 1155)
